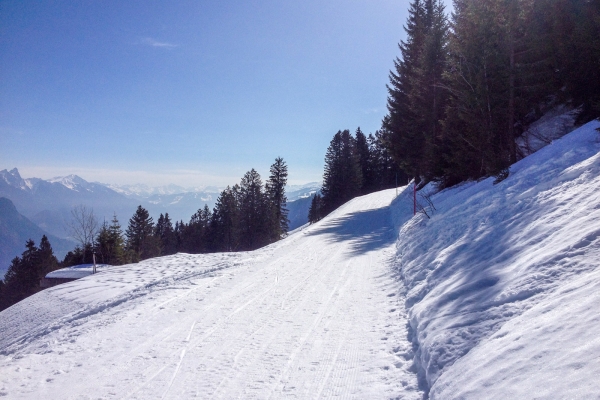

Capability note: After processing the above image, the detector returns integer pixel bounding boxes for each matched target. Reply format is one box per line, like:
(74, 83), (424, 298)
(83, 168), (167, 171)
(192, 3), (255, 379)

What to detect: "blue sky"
(1, 1), (434, 187)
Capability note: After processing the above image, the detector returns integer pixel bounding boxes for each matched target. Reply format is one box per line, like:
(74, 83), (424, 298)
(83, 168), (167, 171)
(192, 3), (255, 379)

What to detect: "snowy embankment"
(393, 120), (600, 398)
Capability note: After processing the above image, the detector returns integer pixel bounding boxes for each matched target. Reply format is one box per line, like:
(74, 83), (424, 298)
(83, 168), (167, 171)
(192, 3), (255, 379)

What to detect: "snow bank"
(0, 252), (246, 354)
(393, 120), (600, 397)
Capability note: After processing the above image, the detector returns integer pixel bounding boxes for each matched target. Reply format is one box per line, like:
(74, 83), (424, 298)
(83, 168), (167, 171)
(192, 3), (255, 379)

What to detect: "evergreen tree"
(210, 186), (239, 252)
(238, 169), (268, 250)
(308, 193), (324, 224)
(184, 207), (210, 253)
(410, 0), (449, 180)
(126, 206), (158, 262)
(154, 213), (176, 255)
(383, 0), (427, 179)
(265, 157), (289, 240)
(0, 236), (59, 311)
(174, 220), (185, 252)
(544, 0), (600, 121)
(94, 215), (126, 265)
(321, 130), (362, 215)
(369, 130), (408, 190)
(354, 128), (374, 194)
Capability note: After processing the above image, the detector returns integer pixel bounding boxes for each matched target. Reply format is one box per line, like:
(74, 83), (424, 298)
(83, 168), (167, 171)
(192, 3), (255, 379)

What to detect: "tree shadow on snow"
(307, 207), (395, 256)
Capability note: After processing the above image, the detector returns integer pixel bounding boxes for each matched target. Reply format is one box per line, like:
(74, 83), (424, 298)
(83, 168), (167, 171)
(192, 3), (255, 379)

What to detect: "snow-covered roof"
(45, 264), (112, 279)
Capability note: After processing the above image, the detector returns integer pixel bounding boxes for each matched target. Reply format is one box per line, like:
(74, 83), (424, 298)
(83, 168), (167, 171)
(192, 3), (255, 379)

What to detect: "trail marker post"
(413, 180), (417, 216)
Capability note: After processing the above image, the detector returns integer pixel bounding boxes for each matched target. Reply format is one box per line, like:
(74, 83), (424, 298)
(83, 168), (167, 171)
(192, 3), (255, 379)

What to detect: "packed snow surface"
(0, 120), (599, 399)
(0, 190), (421, 399)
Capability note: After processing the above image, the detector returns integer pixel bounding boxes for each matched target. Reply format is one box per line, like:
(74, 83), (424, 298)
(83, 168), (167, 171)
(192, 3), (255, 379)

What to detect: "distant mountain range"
(0, 167), (319, 242)
(0, 168), (142, 239)
(0, 197), (73, 278)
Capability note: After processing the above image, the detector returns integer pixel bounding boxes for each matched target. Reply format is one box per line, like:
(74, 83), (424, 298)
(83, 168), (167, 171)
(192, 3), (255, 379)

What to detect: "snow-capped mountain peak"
(47, 174), (90, 191)
(0, 168), (28, 191)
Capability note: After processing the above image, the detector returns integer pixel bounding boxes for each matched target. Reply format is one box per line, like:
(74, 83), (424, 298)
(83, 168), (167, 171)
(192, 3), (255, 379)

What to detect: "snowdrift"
(392, 120), (600, 398)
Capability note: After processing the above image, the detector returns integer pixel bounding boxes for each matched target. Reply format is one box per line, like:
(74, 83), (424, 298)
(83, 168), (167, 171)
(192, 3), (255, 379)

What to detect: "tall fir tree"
(308, 193), (324, 224)
(265, 157), (289, 240)
(383, 0), (427, 180)
(210, 186), (239, 252)
(321, 130), (363, 215)
(238, 169), (268, 250)
(126, 205), (158, 262)
(410, 0), (449, 181)
(155, 213), (176, 255)
(354, 128), (374, 194)
(95, 214), (125, 265)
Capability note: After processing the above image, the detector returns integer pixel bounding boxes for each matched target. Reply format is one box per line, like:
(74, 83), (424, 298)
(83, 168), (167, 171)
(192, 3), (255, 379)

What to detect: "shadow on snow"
(307, 206), (395, 256)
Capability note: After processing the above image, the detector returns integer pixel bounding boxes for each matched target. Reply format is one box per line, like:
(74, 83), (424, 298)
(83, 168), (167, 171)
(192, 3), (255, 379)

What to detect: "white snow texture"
(0, 120), (599, 399)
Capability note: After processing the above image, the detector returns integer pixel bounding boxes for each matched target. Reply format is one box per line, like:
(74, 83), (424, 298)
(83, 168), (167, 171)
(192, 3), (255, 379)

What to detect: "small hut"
(40, 264), (111, 288)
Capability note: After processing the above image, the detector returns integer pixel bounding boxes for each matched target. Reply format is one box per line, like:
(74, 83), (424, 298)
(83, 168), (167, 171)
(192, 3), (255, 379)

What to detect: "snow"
(516, 105), (579, 157)
(45, 264), (113, 280)
(47, 174), (89, 191)
(0, 120), (599, 398)
(0, 190), (421, 399)
(391, 120), (600, 397)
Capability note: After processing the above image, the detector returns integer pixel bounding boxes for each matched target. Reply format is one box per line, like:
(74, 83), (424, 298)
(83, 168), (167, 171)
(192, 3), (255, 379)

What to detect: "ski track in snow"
(0, 189), (422, 399)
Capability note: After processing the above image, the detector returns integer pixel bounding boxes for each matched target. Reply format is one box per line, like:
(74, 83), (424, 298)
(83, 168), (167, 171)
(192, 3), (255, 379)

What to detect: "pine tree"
(545, 0), (600, 121)
(321, 130), (362, 215)
(154, 213), (176, 255)
(238, 169), (268, 250)
(354, 128), (374, 194)
(410, 0), (449, 180)
(265, 157), (289, 240)
(126, 206), (158, 262)
(184, 207), (211, 253)
(210, 186), (239, 252)
(369, 130), (408, 190)
(383, 0), (427, 179)
(108, 214), (126, 264)
(308, 193), (324, 223)
(440, 0), (554, 184)
(0, 236), (58, 311)
(174, 220), (185, 252)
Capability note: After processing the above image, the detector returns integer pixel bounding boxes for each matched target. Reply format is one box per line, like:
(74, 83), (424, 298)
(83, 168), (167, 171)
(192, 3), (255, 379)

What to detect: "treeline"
(69, 157), (289, 265)
(309, 128), (405, 222)
(0, 158), (289, 311)
(383, 0), (600, 187)
(0, 236), (59, 310)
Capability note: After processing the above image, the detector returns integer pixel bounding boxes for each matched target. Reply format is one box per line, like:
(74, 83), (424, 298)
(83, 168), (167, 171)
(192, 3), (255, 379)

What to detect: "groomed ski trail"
(0, 188), (422, 399)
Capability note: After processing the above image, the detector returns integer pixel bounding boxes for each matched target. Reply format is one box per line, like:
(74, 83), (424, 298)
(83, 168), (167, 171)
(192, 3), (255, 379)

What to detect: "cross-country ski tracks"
(0, 189), (423, 399)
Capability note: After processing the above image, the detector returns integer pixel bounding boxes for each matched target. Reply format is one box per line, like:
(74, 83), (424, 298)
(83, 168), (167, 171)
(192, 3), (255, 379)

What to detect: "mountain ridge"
(0, 197), (73, 277)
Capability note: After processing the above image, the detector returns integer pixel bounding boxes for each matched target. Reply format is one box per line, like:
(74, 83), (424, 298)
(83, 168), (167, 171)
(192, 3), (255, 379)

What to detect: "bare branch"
(68, 205), (99, 249)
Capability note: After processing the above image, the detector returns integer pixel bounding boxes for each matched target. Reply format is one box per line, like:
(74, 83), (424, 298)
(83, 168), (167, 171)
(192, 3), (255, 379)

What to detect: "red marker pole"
(413, 180), (417, 216)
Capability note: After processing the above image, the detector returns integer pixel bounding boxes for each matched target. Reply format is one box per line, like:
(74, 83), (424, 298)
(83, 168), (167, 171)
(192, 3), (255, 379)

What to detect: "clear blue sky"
(0, 0), (437, 187)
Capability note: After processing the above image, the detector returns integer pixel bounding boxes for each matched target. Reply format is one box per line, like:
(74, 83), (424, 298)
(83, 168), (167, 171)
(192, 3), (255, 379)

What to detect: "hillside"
(0, 198), (73, 278)
(0, 121), (598, 398)
(391, 119), (600, 397)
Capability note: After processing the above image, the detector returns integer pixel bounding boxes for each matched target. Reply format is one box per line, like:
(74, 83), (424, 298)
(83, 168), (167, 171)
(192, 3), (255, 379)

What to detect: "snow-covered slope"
(0, 189), (421, 399)
(391, 120), (600, 398)
(0, 120), (598, 399)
